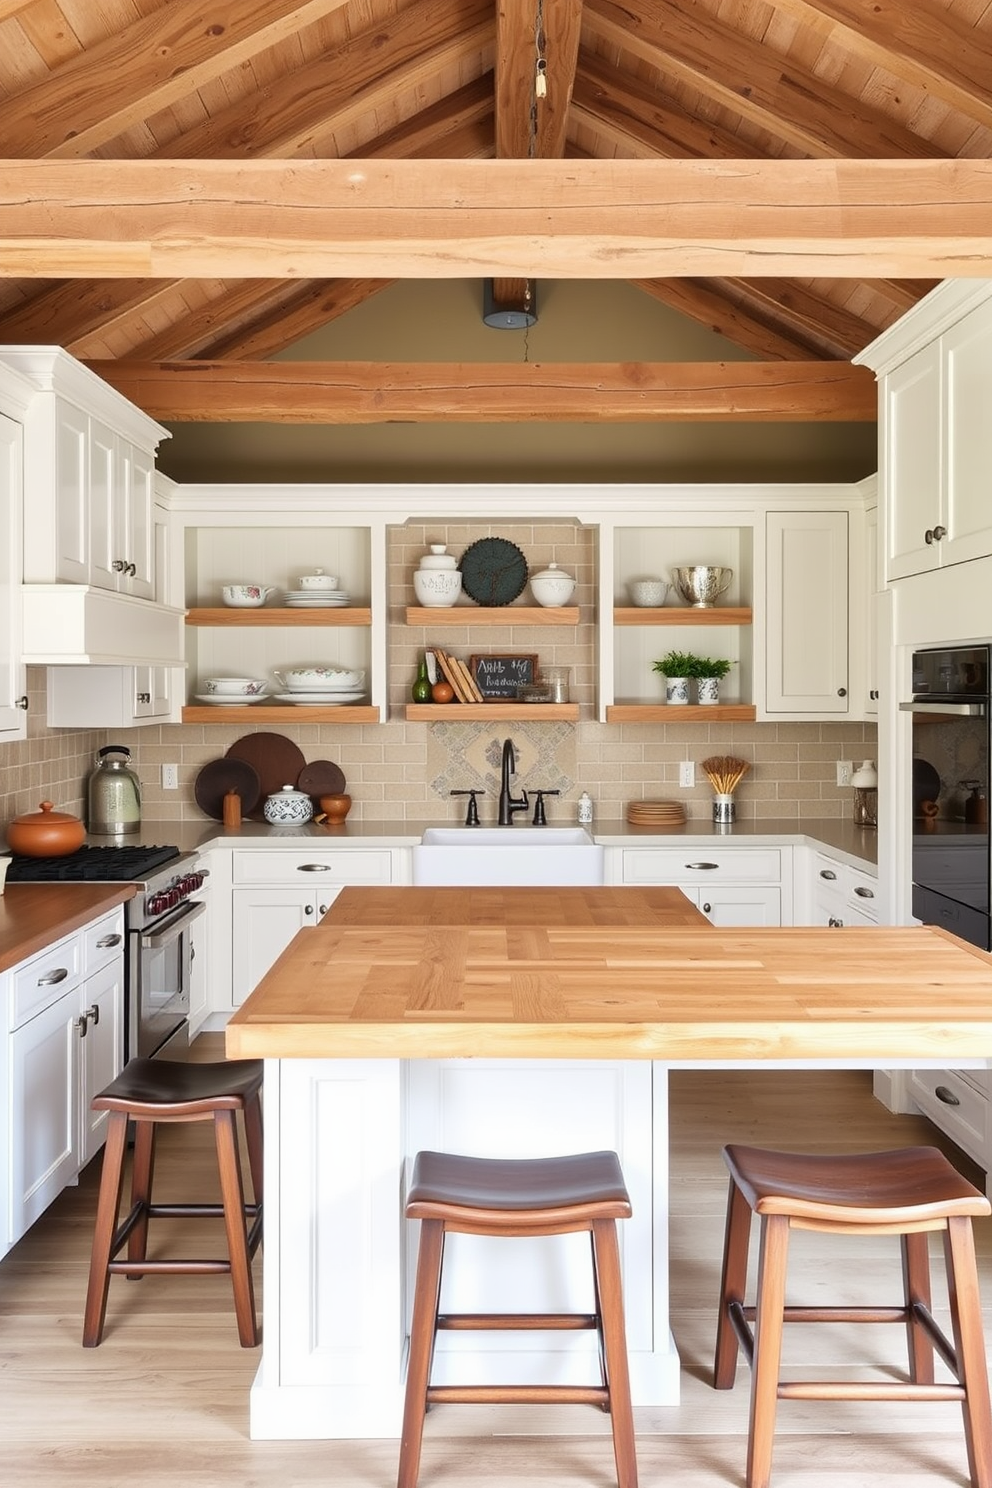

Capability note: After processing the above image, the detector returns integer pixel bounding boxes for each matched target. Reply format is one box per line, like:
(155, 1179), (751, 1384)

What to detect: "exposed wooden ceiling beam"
(768, 0), (992, 133)
(357, 75), (494, 159)
(572, 55), (747, 160)
(585, 0), (945, 159)
(0, 279), (184, 347)
(720, 279), (879, 359)
(632, 280), (823, 360)
(2, 0), (356, 158)
(153, 0), (492, 161)
(0, 0), (45, 22)
(495, 0), (582, 159)
(3, 159), (991, 279)
(86, 359), (878, 423)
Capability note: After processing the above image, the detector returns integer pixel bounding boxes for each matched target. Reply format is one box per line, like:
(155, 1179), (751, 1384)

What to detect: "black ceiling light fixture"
(483, 278), (538, 329)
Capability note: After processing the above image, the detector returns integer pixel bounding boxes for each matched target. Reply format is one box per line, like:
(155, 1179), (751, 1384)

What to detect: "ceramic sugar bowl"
(263, 785), (314, 825)
(413, 544), (462, 607)
(529, 562), (575, 607)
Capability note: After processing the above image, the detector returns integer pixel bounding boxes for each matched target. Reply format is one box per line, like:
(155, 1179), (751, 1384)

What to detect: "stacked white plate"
(274, 691), (366, 705)
(283, 589), (351, 607)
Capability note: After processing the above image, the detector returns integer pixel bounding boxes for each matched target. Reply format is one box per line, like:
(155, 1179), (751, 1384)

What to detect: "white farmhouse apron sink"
(413, 826), (604, 885)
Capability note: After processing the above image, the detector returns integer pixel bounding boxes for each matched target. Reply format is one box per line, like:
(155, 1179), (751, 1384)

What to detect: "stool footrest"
(779, 1381), (967, 1402)
(437, 1312), (599, 1333)
(427, 1384), (610, 1407)
(109, 1258), (236, 1276)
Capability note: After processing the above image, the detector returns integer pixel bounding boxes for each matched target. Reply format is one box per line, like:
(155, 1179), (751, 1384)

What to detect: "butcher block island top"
(226, 886), (992, 1066)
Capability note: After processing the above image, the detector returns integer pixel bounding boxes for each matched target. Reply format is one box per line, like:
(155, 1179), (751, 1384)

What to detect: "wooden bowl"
(319, 793), (352, 823)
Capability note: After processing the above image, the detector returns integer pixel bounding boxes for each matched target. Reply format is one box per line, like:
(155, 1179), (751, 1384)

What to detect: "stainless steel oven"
(5, 845), (207, 1060)
(901, 645), (990, 950)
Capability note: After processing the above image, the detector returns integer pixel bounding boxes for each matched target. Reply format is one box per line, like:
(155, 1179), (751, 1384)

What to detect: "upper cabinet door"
(942, 297), (992, 569)
(763, 510), (850, 716)
(882, 344), (942, 583)
(0, 411), (27, 739)
(54, 398), (90, 585)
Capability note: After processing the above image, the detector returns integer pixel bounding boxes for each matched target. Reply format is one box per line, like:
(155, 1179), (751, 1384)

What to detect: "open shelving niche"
(180, 522), (381, 724)
(602, 522), (756, 722)
(402, 604), (581, 720)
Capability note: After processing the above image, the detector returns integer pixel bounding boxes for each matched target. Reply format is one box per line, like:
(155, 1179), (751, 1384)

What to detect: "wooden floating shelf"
(606, 704), (756, 723)
(613, 607), (752, 626)
(405, 703), (580, 722)
(405, 606), (580, 625)
(181, 705), (379, 724)
(185, 607), (372, 626)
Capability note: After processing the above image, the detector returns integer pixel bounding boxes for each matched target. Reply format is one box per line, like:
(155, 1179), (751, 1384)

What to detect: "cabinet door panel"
(943, 298), (992, 568)
(10, 992), (77, 1243)
(120, 441), (155, 599)
(693, 886), (781, 927)
(0, 411), (26, 738)
(88, 417), (118, 592)
(54, 399), (89, 584)
(883, 345), (942, 581)
(232, 889), (324, 1005)
(79, 960), (124, 1168)
(764, 510), (849, 714)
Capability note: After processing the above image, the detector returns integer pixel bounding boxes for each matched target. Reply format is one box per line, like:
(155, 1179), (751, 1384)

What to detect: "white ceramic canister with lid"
(413, 545), (462, 607)
(529, 562), (576, 607)
(263, 785), (314, 825)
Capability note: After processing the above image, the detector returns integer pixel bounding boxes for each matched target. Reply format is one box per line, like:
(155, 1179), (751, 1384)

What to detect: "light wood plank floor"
(1, 1039), (989, 1487)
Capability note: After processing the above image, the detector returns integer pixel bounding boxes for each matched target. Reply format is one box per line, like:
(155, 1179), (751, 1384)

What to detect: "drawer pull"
(304, 904), (314, 915)
(96, 933), (123, 948)
(85, 1003), (100, 1026)
(76, 1015), (89, 1037)
(853, 885), (875, 899)
(935, 1085), (961, 1107)
(828, 916), (844, 928)
(819, 869), (837, 881)
(685, 862), (719, 871)
(298, 863), (333, 872)
(37, 967), (70, 986)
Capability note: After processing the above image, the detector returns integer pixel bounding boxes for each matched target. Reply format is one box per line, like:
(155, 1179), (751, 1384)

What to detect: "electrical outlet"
(836, 760), (853, 787)
(161, 763), (179, 790)
(679, 760), (695, 788)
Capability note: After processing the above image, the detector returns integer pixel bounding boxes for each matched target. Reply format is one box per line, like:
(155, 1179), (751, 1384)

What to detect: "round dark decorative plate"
(459, 537), (528, 607)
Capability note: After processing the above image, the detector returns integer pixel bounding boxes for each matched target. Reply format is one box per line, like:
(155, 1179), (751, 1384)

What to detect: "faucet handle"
(451, 788), (484, 826)
(531, 789), (560, 826)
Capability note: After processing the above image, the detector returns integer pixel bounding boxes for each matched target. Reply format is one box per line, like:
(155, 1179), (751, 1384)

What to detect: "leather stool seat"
(83, 1058), (264, 1349)
(398, 1148), (638, 1488)
(714, 1143), (992, 1488)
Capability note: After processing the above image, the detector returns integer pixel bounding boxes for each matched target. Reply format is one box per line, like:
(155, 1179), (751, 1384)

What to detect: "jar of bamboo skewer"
(701, 754), (750, 826)
(713, 793), (735, 824)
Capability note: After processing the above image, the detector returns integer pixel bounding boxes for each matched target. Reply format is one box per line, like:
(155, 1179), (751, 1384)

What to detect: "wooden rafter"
(584, 0), (945, 159)
(1, 0), (356, 158)
(2, 159), (991, 280)
(152, 0), (492, 161)
(85, 359), (877, 423)
(632, 281), (823, 360)
(145, 281), (395, 361)
(767, 0), (992, 132)
(495, 0), (582, 159)
(572, 54), (749, 160)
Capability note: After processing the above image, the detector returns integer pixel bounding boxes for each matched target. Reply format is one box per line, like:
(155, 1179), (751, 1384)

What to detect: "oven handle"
(139, 898), (206, 950)
(899, 700), (987, 717)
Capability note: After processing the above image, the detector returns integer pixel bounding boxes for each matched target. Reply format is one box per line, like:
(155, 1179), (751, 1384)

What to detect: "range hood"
(22, 585), (186, 666)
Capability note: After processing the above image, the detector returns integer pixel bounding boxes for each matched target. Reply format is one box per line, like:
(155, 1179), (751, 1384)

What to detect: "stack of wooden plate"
(626, 799), (687, 826)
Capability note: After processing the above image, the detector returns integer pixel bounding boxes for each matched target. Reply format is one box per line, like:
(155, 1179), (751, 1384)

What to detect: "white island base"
(250, 1055), (677, 1440)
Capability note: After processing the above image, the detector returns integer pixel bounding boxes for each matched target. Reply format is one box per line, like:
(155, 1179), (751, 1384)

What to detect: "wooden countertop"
(323, 885), (710, 928)
(0, 883), (134, 974)
(226, 887), (992, 1065)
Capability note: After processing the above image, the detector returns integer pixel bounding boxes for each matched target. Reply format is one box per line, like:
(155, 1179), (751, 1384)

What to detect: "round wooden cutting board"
(225, 733), (306, 818)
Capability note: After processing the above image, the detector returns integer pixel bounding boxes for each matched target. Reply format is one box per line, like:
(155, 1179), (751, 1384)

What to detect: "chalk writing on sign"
(469, 653), (538, 698)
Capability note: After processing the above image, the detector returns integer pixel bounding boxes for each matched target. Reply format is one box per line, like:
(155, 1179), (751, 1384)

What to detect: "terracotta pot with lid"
(6, 801), (87, 857)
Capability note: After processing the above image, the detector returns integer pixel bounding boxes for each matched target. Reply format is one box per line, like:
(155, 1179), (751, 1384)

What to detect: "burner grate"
(5, 844), (182, 883)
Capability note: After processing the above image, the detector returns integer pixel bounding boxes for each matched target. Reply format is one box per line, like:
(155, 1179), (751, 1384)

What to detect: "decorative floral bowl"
(273, 666), (365, 691)
(203, 677), (269, 696)
(221, 584), (275, 607)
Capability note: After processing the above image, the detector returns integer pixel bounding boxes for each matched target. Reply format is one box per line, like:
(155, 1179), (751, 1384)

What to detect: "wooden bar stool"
(83, 1058), (264, 1348)
(398, 1148), (638, 1488)
(714, 1143), (992, 1488)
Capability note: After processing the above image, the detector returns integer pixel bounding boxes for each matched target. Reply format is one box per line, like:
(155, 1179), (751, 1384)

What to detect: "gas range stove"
(4, 844), (204, 930)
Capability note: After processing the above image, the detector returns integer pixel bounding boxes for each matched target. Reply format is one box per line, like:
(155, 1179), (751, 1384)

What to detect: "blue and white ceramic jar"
(263, 785), (314, 825)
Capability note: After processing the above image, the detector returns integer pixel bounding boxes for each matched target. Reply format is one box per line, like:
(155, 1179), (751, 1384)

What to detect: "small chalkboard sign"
(470, 653), (538, 699)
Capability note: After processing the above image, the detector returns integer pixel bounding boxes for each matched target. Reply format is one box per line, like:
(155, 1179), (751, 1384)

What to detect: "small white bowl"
(221, 584), (275, 607)
(297, 570), (338, 591)
(203, 677), (269, 696)
(629, 579), (670, 607)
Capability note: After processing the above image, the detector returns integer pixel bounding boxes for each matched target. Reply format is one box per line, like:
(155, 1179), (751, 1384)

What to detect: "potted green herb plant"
(652, 650), (698, 705)
(692, 655), (733, 705)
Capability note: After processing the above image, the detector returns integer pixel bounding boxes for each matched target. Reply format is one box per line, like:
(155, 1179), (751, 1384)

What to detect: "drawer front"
(908, 1067), (987, 1167)
(622, 847), (782, 885)
(234, 850), (394, 886)
(83, 908), (126, 973)
(10, 935), (82, 1031)
(814, 854), (879, 923)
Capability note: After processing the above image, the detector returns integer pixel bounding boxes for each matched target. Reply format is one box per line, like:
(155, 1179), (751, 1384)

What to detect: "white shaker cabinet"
(609, 844), (791, 926)
(763, 509), (851, 717)
(858, 283), (992, 583)
(0, 407), (28, 739)
(4, 906), (124, 1254)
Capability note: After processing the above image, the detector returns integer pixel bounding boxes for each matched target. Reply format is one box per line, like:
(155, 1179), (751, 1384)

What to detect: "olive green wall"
(156, 280), (878, 486)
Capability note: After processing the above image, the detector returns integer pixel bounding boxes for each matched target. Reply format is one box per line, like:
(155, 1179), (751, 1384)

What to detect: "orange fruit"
(431, 681), (455, 703)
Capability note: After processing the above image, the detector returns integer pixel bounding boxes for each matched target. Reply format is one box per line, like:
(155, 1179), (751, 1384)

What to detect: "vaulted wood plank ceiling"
(0, 0), (988, 374)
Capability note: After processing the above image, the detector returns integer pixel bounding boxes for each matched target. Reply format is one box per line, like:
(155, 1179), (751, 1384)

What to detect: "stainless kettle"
(88, 744), (141, 836)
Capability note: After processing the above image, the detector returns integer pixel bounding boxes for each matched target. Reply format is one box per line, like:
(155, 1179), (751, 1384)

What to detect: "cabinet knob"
(112, 558), (128, 572)
(702, 902), (712, 914)
(837, 687), (847, 697)
(75, 1015), (89, 1037)
(15, 695), (28, 710)
(136, 692), (151, 704)
(932, 525), (947, 542)
(304, 903), (314, 915)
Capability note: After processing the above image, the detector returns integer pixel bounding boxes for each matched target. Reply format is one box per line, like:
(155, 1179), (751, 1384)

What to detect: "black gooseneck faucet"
(497, 738), (529, 826)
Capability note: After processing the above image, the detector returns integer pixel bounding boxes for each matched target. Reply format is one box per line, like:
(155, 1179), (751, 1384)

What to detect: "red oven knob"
(147, 892), (165, 916)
